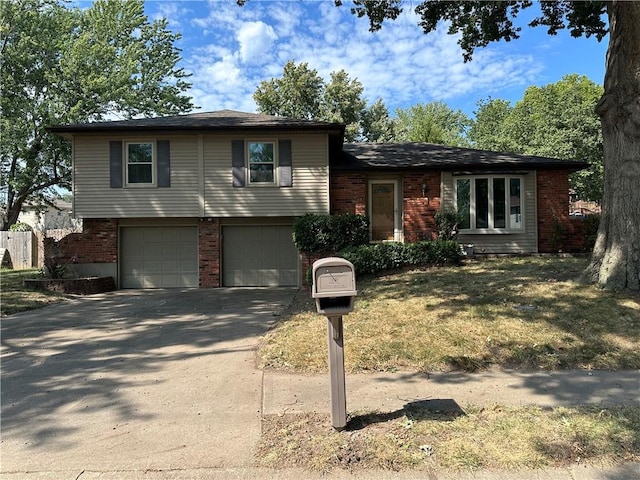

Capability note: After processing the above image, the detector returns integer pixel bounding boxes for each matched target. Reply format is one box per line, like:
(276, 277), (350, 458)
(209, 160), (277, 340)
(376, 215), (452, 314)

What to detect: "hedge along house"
(48, 110), (588, 289)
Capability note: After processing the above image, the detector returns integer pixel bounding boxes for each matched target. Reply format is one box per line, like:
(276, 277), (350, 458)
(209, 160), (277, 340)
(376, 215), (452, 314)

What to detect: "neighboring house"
(18, 200), (81, 232)
(47, 110), (588, 289)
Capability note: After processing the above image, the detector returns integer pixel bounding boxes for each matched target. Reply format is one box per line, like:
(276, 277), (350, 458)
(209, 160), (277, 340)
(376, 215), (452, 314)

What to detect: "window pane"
(475, 178), (489, 228)
(250, 164), (274, 183)
(456, 179), (470, 229)
(128, 143), (153, 163)
(510, 178), (522, 229)
(249, 142), (274, 163)
(128, 164), (152, 183)
(493, 178), (506, 228)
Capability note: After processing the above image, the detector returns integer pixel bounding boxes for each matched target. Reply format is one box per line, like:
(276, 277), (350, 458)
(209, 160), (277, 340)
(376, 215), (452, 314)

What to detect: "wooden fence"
(0, 231), (38, 269)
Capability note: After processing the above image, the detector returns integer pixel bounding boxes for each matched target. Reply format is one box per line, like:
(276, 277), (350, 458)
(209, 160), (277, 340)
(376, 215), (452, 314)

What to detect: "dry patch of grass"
(259, 257), (640, 372)
(258, 405), (640, 473)
(1, 268), (67, 316)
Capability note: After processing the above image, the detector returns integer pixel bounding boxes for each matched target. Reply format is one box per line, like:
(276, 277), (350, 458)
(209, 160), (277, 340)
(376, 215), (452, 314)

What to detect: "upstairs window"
(126, 142), (154, 185)
(248, 142), (275, 184)
(455, 176), (523, 232)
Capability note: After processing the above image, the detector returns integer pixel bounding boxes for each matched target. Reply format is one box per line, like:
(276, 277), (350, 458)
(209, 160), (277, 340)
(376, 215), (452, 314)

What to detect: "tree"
(322, 70), (367, 141)
(254, 61), (379, 142)
(470, 76), (604, 203)
(394, 101), (470, 147)
(335, 0), (639, 291)
(361, 98), (395, 142)
(253, 61), (324, 120)
(0, 0), (193, 230)
(468, 98), (515, 152)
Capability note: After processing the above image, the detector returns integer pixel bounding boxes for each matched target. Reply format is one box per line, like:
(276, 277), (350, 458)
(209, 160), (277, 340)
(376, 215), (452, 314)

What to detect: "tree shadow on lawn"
(359, 258), (640, 371)
(0, 288), (294, 450)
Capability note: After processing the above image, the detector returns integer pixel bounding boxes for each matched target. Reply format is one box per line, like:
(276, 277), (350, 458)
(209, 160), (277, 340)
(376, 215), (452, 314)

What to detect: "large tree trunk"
(585, 1), (640, 290)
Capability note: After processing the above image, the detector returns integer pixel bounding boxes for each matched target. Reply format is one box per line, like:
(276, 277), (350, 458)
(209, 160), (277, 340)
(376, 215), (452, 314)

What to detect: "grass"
(258, 405), (640, 472)
(258, 257), (640, 372)
(0, 268), (68, 316)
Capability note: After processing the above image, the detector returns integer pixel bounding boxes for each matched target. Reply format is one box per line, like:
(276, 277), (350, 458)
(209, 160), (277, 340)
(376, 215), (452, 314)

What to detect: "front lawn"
(258, 257), (640, 372)
(0, 268), (67, 316)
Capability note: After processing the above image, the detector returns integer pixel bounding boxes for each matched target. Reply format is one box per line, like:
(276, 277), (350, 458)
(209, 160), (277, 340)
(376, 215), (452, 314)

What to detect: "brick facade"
(198, 218), (221, 287)
(402, 172), (440, 242)
(46, 218), (118, 265)
(330, 172), (366, 215)
(536, 169), (585, 253)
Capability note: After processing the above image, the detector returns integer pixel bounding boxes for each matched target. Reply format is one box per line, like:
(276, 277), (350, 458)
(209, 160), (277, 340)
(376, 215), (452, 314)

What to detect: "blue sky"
(144, 0), (607, 118)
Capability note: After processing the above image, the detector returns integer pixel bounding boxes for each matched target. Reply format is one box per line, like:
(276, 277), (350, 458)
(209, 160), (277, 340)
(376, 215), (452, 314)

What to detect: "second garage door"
(120, 227), (198, 288)
(222, 225), (299, 287)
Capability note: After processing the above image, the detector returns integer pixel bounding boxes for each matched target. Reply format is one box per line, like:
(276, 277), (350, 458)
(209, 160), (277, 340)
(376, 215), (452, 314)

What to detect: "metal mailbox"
(312, 257), (357, 315)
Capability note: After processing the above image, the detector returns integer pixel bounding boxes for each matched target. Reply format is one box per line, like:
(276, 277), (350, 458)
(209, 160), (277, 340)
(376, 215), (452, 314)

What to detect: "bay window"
(455, 176), (523, 232)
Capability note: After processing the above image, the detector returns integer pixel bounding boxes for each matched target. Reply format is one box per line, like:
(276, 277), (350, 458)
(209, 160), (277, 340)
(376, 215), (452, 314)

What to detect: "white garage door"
(223, 226), (299, 287)
(120, 227), (198, 288)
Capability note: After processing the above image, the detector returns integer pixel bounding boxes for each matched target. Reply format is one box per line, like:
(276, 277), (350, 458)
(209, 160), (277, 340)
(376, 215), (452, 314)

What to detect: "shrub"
(293, 213), (369, 254)
(339, 240), (462, 276)
(9, 222), (33, 232)
(434, 210), (464, 240)
(583, 213), (601, 251)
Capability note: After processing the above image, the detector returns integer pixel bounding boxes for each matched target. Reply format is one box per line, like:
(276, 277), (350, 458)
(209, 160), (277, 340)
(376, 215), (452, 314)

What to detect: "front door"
(370, 181), (398, 241)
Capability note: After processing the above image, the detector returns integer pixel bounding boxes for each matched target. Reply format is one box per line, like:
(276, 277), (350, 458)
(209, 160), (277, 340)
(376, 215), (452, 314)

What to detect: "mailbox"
(312, 257), (357, 315)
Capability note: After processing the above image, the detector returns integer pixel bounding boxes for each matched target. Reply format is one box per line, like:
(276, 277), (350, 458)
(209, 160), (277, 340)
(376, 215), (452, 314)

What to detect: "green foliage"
(339, 240), (462, 276)
(470, 75), (604, 203)
(0, 0), (193, 230)
(253, 60), (393, 142)
(293, 213), (370, 254)
(434, 210), (465, 241)
(8, 222), (32, 232)
(394, 102), (471, 147)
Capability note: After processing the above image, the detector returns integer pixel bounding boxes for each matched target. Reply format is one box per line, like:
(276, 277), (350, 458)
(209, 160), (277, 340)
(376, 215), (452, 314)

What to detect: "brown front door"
(371, 182), (396, 241)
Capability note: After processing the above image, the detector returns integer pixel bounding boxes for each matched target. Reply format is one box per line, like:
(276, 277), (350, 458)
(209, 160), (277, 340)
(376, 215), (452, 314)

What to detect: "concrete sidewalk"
(263, 369), (640, 415)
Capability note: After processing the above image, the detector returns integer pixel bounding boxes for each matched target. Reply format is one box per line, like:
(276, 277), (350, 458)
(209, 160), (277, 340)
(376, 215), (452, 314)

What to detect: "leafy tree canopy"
(394, 101), (471, 147)
(253, 60), (389, 142)
(0, 0), (193, 230)
(470, 75), (604, 202)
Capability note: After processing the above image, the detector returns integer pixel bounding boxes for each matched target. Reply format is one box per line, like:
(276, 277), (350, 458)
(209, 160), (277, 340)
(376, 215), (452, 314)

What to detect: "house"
(18, 199), (81, 232)
(47, 110), (588, 289)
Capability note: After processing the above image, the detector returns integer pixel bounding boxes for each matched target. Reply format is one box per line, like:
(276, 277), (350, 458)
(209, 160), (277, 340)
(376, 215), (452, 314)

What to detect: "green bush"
(339, 240), (462, 276)
(434, 210), (464, 240)
(9, 222), (33, 232)
(293, 213), (369, 253)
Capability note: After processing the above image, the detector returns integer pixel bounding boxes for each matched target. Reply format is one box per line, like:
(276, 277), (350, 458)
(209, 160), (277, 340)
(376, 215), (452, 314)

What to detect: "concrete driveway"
(1, 288), (297, 474)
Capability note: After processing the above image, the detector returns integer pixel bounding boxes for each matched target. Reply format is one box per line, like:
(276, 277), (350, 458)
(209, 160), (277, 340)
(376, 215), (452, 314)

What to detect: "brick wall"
(403, 172), (440, 242)
(46, 218), (118, 264)
(537, 169), (585, 253)
(198, 218), (221, 287)
(330, 172), (366, 215)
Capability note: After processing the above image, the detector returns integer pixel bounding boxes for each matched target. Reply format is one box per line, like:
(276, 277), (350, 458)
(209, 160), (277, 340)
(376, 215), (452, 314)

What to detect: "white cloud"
(237, 21), (278, 64)
(160, 1), (553, 114)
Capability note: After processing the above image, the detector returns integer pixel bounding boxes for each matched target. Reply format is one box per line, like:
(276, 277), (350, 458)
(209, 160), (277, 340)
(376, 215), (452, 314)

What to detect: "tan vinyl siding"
(203, 133), (329, 217)
(441, 171), (538, 254)
(73, 135), (201, 218)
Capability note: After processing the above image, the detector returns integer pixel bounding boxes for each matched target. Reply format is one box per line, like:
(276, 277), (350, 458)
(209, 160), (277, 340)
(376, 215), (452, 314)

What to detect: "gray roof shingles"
(48, 110), (589, 172)
(336, 142), (589, 172)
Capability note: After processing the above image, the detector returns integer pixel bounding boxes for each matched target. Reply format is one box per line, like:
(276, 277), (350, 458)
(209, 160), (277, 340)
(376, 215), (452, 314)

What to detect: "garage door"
(223, 226), (298, 287)
(120, 227), (198, 288)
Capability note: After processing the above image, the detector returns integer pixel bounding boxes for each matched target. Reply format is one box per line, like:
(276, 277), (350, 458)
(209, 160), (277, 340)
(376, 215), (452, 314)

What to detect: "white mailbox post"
(312, 257), (357, 430)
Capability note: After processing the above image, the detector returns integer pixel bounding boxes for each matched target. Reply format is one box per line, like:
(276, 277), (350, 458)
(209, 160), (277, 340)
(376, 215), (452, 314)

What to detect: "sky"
(143, 0), (607, 118)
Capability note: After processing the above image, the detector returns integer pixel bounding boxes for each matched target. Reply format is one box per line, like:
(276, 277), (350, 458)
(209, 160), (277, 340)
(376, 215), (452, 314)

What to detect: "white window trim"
(125, 140), (156, 187)
(455, 175), (524, 234)
(246, 140), (277, 186)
